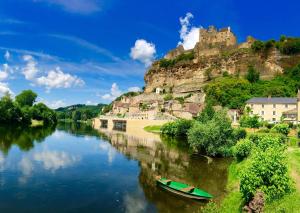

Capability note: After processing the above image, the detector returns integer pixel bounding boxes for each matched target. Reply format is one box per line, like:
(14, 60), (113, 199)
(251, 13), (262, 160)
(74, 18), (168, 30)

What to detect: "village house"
(246, 92), (300, 124)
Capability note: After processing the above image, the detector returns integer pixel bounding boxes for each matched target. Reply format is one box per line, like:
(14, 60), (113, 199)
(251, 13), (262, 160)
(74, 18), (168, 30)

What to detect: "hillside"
(56, 104), (107, 121)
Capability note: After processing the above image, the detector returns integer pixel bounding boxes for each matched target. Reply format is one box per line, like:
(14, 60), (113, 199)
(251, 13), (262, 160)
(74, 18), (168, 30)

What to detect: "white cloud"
(36, 0), (101, 14)
(0, 64), (13, 81)
(33, 150), (80, 172)
(130, 39), (156, 66)
(36, 67), (85, 91)
(101, 83), (122, 101)
(178, 12), (199, 50)
(22, 55), (39, 80)
(128, 86), (141, 92)
(4, 51), (10, 60)
(0, 82), (13, 96)
(86, 100), (98, 105)
(43, 99), (67, 109)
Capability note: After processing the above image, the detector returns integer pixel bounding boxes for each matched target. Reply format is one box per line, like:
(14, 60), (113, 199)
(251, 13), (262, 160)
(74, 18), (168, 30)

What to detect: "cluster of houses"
(104, 86), (300, 125)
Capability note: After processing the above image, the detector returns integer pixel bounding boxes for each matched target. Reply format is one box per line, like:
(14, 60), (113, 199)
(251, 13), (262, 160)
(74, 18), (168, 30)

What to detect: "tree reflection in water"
(100, 130), (232, 213)
(0, 125), (56, 154)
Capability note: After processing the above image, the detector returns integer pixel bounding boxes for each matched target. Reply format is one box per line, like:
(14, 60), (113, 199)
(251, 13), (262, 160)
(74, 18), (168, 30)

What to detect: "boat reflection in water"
(99, 128), (231, 212)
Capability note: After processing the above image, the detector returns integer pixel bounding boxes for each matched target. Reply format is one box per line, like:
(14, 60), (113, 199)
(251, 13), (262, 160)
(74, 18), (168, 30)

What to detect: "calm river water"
(0, 123), (231, 213)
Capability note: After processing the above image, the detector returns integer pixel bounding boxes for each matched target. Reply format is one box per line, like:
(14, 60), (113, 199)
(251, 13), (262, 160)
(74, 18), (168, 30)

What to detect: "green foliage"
(159, 51), (194, 68)
(246, 65), (260, 83)
(188, 109), (235, 157)
(196, 101), (215, 123)
(271, 123), (290, 136)
(204, 77), (252, 109)
(277, 37), (300, 55)
(161, 119), (193, 137)
(237, 134), (292, 202)
(163, 94), (173, 101)
(240, 146), (292, 202)
(232, 128), (247, 141)
(174, 96), (185, 105)
(56, 104), (106, 121)
(31, 103), (57, 125)
(114, 91), (141, 102)
(251, 40), (265, 52)
(233, 139), (252, 161)
(15, 90), (37, 107)
(239, 114), (261, 128)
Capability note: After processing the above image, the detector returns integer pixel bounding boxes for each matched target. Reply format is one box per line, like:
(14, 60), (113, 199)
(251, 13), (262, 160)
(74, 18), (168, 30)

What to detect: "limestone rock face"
(144, 26), (300, 94)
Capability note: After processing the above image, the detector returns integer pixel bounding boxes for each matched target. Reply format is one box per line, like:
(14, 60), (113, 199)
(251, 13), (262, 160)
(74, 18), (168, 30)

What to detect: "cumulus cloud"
(22, 55), (39, 80)
(4, 51), (10, 60)
(36, 67), (84, 91)
(101, 83), (122, 101)
(36, 0), (101, 14)
(0, 82), (13, 96)
(130, 39), (156, 66)
(128, 86), (141, 92)
(178, 12), (199, 50)
(86, 100), (98, 105)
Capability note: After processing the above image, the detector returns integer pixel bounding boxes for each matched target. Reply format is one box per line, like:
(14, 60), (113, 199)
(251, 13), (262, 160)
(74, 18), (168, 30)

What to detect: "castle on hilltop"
(165, 26), (255, 59)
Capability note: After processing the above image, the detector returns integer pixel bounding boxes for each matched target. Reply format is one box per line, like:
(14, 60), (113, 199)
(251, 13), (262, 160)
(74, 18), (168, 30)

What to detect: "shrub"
(271, 123), (290, 136)
(257, 127), (270, 133)
(233, 139), (252, 161)
(233, 128), (247, 141)
(240, 146), (292, 202)
(239, 115), (261, 128)
(246, 65), (260, 83)
(248, 133), (286, 148)
(161, 119), (193, 137)
(163, 94), (173, 101)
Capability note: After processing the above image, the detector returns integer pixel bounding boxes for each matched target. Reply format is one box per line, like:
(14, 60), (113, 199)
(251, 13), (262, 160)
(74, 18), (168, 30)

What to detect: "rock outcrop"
(144, 26), (300, 94)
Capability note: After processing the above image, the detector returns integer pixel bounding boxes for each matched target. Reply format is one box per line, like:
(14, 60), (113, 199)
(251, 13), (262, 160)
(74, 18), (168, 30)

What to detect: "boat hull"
(156, 181), (210, 200)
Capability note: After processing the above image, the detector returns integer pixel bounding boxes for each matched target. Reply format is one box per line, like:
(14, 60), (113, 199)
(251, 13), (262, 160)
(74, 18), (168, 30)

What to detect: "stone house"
(246, 92), (300, 124)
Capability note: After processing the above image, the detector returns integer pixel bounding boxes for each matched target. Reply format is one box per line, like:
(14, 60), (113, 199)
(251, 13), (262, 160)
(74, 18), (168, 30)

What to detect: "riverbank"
(208, 144), (300, 212)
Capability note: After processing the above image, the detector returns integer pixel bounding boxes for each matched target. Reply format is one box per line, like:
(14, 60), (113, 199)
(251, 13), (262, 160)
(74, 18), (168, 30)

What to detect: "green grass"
(202, 146), (300, 213)
(31, 119), (44, 127)
(144, 125), (162, 133)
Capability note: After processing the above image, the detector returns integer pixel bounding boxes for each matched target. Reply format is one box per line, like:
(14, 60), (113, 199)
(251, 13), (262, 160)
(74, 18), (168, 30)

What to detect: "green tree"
(188, 109), (235, 157)
(72, 110), (82, 121)
(196, 101), (215, 123)
(15, 90), (37, 107)
(246, 65), (260, 83)
(31, 103), (57, 125)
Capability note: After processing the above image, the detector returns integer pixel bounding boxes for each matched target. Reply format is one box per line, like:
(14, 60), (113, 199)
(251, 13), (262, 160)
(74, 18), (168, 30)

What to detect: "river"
(0, 123), (231, 212)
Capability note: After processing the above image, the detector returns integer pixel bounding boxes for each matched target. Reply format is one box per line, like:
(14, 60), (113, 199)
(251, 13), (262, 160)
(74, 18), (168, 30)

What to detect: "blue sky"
(0, 0), (299, 108)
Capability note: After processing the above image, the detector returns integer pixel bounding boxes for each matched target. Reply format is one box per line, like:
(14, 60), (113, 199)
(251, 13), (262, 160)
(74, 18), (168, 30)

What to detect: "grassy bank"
(144, 125), (162, 133)
(212, 146), (300, 213)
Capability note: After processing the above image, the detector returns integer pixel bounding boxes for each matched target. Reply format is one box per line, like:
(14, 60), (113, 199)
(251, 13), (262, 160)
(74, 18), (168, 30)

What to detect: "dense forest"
(56, 104), (106, 121)
(0, 90), (57, 126)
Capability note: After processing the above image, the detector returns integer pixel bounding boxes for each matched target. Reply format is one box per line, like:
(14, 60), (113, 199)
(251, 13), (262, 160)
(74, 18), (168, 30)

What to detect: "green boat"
(156, 177), (213, 200)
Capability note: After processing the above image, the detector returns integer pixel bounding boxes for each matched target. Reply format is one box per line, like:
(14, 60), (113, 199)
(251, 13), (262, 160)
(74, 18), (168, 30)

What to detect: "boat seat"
(163, 179), (172, 185)
(181, 186), (195, 193)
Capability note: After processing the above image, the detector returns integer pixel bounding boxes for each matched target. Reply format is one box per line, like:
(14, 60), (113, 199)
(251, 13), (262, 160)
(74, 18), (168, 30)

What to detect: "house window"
(261, 111), (264, 115)
(273, 111), (276, 115)
(285, 104), (288, 108)
(273, 104), (276, 108)
(262, 104), (264, 108)
(272, 118), (276, 122)
(251, 104), (253, 108)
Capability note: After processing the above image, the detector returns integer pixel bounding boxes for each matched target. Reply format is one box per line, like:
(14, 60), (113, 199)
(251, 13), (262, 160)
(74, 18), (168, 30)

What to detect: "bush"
(233, 139), (252, 161)
(248, 133), (286, 148)
(233, 128), (247, 141)
(188, 109), (235, 157)
(271, 123), (290, 136)
(240, 146), (292, 202)
(246, 65), (260, 83)
(161, 119), (193, 137)
(257, 127), (270, 133)
(163, 94), (173, 101)
(239, 115), (261, 128)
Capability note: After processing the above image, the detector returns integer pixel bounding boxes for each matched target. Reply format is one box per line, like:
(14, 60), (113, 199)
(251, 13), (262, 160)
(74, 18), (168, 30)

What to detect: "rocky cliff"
(144, 26), (300, 94)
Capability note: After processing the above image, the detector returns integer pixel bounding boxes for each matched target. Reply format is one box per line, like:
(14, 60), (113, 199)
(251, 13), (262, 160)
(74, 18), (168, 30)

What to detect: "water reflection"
(0, 123), (231, 213)
(99, 130), (231, 212)
(0, 125), (55, 154)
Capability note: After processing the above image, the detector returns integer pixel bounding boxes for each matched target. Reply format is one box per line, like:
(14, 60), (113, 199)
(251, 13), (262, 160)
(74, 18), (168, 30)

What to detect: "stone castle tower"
(198, 26), (237, 49)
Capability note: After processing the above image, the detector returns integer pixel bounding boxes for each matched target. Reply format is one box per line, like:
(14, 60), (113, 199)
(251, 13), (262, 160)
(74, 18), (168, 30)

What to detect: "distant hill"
(56, 104), (107, 121)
